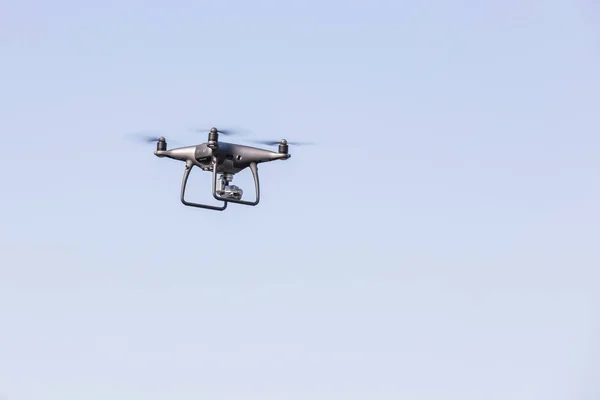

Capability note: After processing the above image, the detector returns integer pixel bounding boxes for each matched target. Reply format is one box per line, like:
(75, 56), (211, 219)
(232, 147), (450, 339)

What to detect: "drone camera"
(221, 185), (243, 200)
(216, 173), (244, 200)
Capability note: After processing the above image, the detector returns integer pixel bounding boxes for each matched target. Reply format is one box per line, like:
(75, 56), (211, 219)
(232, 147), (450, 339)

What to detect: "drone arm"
(180, 162), (228, 211)
(212, 161), (260, 206)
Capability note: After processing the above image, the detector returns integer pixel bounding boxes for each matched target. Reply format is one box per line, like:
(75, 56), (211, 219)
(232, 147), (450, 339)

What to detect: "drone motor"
(278, 139), (288, 155)
(207, 127), (219, 149)
(156, 137), (167, 152)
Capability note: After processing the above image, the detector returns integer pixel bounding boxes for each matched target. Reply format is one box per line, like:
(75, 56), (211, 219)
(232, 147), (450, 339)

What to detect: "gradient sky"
(1, 1), (599, 399)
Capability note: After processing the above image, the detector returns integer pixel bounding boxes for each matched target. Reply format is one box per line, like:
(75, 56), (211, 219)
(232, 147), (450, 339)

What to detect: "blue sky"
(1, 1), (599, 399)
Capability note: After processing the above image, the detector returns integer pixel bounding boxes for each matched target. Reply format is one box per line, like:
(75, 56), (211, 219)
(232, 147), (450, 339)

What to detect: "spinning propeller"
(137, 135), (166, 143)
(249, 139), (314, 146)
(127, 132), (169, 144)
(194, 127), (314, 147)
(127, 126), (314, 148)
(193, 127), (248, 136)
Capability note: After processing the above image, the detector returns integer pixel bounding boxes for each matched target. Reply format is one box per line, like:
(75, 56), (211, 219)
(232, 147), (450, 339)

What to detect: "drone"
(133, 127), (310, 211)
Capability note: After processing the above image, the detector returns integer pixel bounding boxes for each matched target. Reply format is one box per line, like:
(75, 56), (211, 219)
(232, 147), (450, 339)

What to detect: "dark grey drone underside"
(147, 127), (305, 211)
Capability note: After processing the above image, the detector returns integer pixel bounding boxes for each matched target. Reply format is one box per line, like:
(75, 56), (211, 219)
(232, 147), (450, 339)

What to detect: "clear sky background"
(1, 0), (599, 399)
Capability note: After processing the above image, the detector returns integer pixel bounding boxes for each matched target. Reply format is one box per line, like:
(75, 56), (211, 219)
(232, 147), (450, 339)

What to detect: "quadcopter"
(133, 127), (310, 211)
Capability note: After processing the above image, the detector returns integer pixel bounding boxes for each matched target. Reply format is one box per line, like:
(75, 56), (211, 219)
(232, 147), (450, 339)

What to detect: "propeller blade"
(193, 126), (250, 136)
(251, 139), (315, 146)
(140, 136), (162, 143)
(126, 132), (175, 144)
